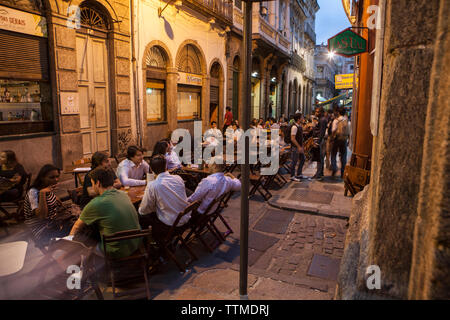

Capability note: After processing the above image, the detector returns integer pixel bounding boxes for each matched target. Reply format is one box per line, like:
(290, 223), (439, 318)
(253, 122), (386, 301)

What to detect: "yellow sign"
(178, 72), (202, 86)
(335, 73), (354, 89)
(0, 5), (47, 37)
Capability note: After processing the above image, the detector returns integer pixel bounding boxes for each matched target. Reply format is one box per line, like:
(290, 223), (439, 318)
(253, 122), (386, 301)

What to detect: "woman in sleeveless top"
(24, 164), (72, 247)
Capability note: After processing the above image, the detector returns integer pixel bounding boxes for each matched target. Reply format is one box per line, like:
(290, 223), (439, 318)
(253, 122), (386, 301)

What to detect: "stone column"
(166, 67), (178, 133)
(202, 76), (210, 132)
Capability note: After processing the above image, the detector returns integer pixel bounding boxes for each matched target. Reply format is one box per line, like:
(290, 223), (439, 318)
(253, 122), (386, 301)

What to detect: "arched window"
(145, 45), (169, 122)
(177, 44), (202, 75)
(79, 1), (111, 30)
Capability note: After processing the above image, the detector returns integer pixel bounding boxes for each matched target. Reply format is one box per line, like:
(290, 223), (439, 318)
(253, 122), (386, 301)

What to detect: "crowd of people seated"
(3, 104), (349, 264)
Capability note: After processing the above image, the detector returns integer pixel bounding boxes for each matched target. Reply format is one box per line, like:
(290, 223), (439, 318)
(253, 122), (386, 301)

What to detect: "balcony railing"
(183, 0), (233, 25)
(305, 23), (316, 44)
(292, 52), (306, 72)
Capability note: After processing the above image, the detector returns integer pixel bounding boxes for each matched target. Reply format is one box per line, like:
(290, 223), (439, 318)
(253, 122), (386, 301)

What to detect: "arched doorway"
(210, 61), (223, 125)
(77, 0), (112, 157)
(251, 58), (261, 119)
(232, 56), (240, 124)
(292, 78), (298, 114)
(288, 81), (293, 116)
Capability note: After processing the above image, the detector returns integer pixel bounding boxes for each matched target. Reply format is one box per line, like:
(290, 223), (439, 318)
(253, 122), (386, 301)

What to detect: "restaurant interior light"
(252, 72), (259, 78)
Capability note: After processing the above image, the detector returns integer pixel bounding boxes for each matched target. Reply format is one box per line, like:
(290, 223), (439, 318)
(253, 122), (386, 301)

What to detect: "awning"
(317, 92), (348, 106)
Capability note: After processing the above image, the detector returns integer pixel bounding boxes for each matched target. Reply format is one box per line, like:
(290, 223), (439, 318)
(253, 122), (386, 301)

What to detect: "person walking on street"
(312, 107), (328, 180)
(289, 113), (307, 182)
(330, 107), (350, 178)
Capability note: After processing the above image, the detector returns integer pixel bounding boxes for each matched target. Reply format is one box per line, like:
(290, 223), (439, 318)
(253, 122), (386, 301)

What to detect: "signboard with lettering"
(335, 73), (354, 89)
(0, 5), (47, 37)
(178, 72), (203, 86)
(328, 28), (367, 57)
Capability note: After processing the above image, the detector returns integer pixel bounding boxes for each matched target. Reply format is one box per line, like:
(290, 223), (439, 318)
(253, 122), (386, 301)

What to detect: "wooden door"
(76, 34), (110, 158)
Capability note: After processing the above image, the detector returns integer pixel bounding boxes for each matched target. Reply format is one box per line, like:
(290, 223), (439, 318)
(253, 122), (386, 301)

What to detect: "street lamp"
(239, 0), (275, 300)
(327, 51), (336, 60)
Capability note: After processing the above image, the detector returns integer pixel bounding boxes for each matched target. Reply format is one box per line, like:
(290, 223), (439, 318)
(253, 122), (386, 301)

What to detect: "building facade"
(0, 0), (133, 177)
(314, 44), (338, 103)
(286, 0), (318, 117)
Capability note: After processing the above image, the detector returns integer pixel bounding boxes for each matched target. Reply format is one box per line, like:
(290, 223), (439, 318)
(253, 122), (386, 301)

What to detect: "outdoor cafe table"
(64, 164), (91, 188)
(122, 185), (146, 205)
(0, 241), (28, 277)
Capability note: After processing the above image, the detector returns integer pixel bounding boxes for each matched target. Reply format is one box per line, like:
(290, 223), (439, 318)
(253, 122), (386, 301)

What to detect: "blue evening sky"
(315, 0), (351, 45)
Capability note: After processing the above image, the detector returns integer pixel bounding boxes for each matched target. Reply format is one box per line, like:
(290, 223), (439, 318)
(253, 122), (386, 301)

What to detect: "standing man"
(312, 107), (328, 180)
(289, 113), (307, 182)
(223, 106), (233, 133)
(330, 107), (350, 178)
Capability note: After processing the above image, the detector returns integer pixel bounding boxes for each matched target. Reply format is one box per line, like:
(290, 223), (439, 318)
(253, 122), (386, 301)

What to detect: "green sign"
(328, 29), (367, 57)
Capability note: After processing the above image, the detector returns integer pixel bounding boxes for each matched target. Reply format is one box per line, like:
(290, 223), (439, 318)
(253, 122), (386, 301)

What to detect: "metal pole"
(240, 0), (252, 299)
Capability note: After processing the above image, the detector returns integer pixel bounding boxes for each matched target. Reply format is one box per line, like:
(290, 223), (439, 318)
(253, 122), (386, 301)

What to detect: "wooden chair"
(72, 158), (91, 186)
(102, 228), (152, 300)
(248, 173), (275, 201)
(0, 173), (32, 231)
(159, 201), (200, 273)
(208, 191), (235, 240)
(67, 186), (83, 206)
(183, 197), (225, 253)
(344, 153), (371, 197)
(33, 239), (103, 300)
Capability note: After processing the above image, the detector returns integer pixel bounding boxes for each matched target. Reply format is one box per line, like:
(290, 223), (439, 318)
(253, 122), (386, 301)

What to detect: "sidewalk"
(0, 162), (352, 300)
(140, 163), (352, 300)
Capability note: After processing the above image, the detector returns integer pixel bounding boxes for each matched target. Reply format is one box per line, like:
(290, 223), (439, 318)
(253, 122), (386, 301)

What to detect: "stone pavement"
(0, 162), (352, 300)
(144, 163), (352, 300)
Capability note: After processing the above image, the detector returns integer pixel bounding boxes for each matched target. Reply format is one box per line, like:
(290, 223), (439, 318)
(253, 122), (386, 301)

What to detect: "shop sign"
(0, 5), (47, 37)
(335, 73), (354, 89)
(178, 72), (202, 86)
(328, 28), (366, 57)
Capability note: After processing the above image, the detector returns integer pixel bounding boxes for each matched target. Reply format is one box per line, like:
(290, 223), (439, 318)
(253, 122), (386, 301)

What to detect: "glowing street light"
(327, 51), (336, 60)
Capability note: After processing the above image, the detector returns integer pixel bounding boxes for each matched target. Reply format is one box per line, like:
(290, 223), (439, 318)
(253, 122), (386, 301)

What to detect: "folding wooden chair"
(159, 201), (200, 273)
(72, 158), (91, 187)
(0, 173), (32, 232)
(344, 153), (371, 197)
(249, 173), (274, 201)
(102, 228), (152, 300)
(33, 239), (103, 300)
(208, 191), (235, 240)
(183, 197), (224, 253)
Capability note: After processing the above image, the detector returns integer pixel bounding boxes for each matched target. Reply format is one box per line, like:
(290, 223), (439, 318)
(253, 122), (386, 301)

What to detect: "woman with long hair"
(24, 164), (73, 247)
(79, 151), (121, 208)
(0, 150), (27, 202)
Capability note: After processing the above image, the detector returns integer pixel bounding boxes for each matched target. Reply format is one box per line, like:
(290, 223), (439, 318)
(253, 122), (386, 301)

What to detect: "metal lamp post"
(240, 0), (274, 299)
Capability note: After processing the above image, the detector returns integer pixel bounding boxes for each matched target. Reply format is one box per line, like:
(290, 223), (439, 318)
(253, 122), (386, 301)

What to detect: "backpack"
(335, 118), (350, 141)
(283, 124), (294, 144)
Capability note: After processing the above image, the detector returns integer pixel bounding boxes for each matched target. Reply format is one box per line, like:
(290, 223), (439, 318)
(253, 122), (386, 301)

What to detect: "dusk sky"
(315, 0), (351, 46)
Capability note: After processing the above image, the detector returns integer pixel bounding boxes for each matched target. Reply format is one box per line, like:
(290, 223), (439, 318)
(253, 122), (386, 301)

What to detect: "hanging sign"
(178, 72), (202, 86)
(328, 28), (367, 57)
(335, 73), (354, 89)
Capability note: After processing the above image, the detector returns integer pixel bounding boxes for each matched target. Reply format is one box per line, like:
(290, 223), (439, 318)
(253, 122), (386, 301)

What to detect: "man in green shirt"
(70, 168), (142, 259)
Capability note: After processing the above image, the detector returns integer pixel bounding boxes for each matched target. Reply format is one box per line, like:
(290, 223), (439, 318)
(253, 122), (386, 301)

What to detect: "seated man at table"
(162, 138), (182, 171)
(187, 160), (241, 215)
(116, 145), (149, 186)
(70, 168), (142, 259)
(138, 155), (190, 242)
(203, 121), (222, 147)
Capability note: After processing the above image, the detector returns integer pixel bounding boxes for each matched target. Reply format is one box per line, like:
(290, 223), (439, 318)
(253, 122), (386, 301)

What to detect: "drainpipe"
(131, 0), (143, 147)
(370, 0), (385, 137)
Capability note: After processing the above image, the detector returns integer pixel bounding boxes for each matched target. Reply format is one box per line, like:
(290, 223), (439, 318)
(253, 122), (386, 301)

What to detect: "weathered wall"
(337, 0), (448, 299)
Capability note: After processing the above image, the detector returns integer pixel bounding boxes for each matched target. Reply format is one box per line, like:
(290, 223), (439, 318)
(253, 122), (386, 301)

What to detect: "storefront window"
(177, 88), (201, 120)
(0, 79), (53, 135)
(146, 81), (165, 122)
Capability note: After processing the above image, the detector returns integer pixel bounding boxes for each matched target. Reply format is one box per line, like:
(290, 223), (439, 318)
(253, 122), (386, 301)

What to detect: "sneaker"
(297, 175), (311, 180)
(312, 174), (324, 180)
(290, 176), (301, 182)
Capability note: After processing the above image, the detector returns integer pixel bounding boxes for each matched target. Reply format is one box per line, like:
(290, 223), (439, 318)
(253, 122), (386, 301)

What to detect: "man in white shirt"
(116, 146), (149, 186)
(162, 139), (182, 170)
(203, 121), (222, 147)
(187, 162), (241, 214)
(138, 155), (190, 241)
